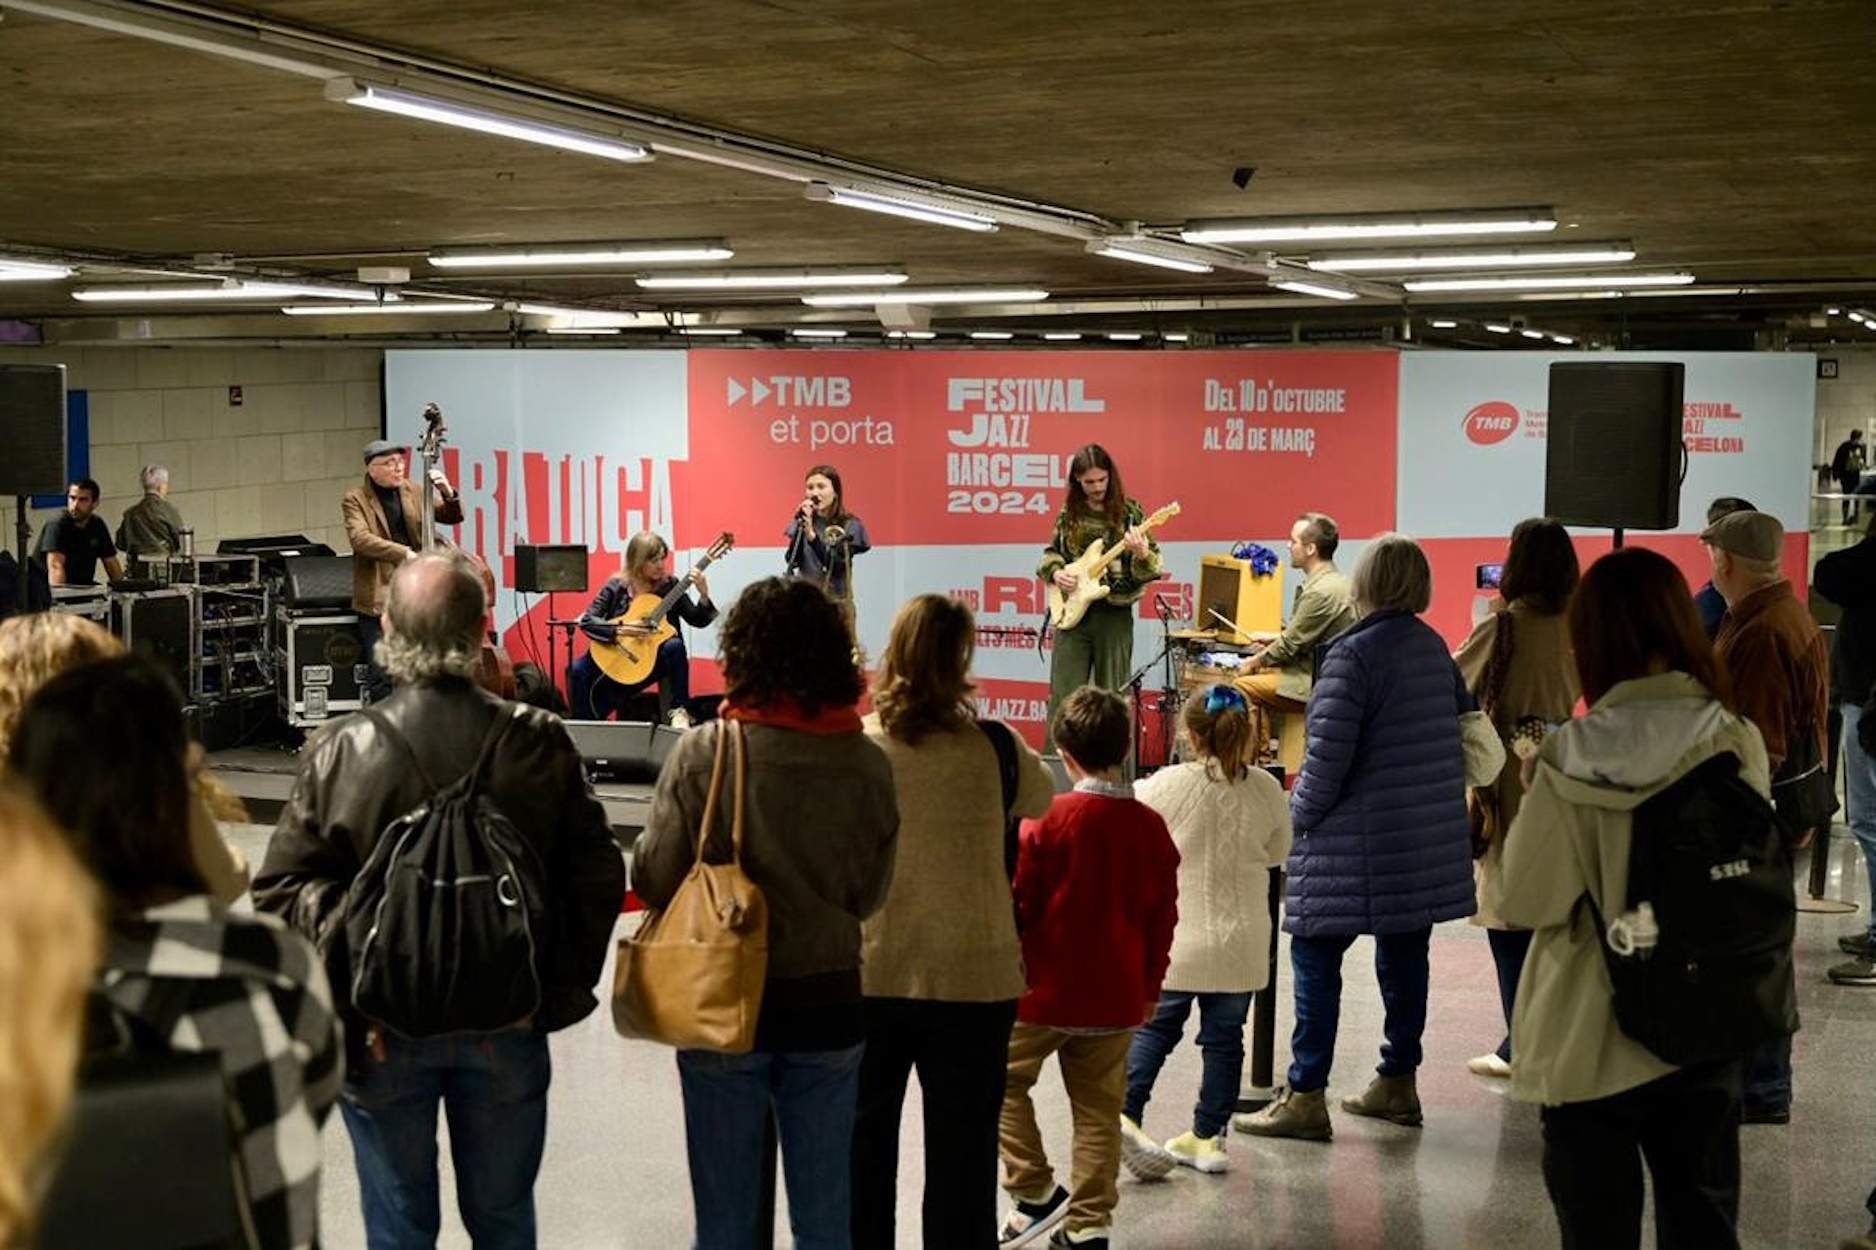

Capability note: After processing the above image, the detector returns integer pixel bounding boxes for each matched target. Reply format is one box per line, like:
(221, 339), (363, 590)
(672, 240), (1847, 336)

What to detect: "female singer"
(784, 464), (871, 607)
(570, 531), (715, 728)
(1037, 444), (1160, 747)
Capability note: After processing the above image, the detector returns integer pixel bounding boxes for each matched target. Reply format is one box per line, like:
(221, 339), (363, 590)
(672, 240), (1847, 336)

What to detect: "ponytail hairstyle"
(1182, 684), (1254, 782)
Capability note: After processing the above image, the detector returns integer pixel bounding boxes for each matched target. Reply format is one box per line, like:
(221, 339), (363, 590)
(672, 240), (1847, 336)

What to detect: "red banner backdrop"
(678, 350), (1399, 549)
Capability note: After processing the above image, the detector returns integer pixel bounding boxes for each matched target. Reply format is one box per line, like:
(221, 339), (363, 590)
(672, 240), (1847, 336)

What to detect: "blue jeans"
(1287, 928), (1432, 1093)
(1123, 991), (1253, 1139)
(568, 636), (689, 720)
(1488, 928), (1535, 1062)
(339, 1029), (551, 1250)
(676, 1044), (864, 1250)
(1841, 703), (1876, 939)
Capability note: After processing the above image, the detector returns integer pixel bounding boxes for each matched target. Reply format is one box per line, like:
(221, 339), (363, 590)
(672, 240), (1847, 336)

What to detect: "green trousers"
(1046, 600), (1136, 751)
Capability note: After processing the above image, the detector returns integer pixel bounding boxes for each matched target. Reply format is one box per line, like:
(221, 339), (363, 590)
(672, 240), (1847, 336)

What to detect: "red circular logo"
(1463, 400), (1521, 445)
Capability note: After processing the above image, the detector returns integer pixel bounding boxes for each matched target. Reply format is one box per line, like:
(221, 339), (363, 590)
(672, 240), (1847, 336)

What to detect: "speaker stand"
(1612, 526), (1625, 550)
(14, 496), (28, 563)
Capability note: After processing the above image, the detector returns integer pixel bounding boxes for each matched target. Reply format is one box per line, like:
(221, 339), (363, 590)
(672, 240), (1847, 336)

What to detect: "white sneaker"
(1467, 1052), (1512, 1078)
(667, 707), (693, 730)
(1164, 1130), (1229, 1174)
(1118, 1114), (1176, 1181)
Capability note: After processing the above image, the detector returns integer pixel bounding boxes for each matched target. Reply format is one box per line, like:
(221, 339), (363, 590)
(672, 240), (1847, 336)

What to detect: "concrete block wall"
(0, 346), (383, 560)
(1814, 345), (1876, 468)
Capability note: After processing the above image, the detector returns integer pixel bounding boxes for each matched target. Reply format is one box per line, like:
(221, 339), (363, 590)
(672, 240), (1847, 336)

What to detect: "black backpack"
(342, 705), (548, 1037)
(1587, 750), (1798, 1066)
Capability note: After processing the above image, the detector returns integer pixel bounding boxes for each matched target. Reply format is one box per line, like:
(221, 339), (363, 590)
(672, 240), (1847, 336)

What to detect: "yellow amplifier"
(1198, 554), (1285, 644)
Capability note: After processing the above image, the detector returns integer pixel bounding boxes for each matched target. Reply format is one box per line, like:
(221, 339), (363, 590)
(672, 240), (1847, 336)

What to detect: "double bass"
(415, 402), (517, 699)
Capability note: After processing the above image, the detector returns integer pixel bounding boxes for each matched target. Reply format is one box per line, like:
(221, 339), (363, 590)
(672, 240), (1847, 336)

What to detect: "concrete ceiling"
(1, 0), (1874, 346)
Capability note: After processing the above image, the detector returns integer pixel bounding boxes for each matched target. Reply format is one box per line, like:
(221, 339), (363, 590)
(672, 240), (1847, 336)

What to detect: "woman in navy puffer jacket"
(1237, 533), (1476, 1143)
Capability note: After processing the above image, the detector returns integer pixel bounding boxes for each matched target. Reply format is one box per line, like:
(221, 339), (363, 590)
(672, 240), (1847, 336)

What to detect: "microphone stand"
(1122, 586), (1182, 775)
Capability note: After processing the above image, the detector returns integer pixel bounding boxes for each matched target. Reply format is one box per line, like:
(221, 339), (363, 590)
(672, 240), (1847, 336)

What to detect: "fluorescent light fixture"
(969, 331), (1014, 340)
(1043, 332), (1084, 341)
(1428, 319), (1459, 328)
(637, 269), (908, 291)
(1086, 239), (1213, 274)
(326, 78), (652, 163)
(886, 330), (938, 339)
(0, 258), (73, 281)
(1519, 329), (1546, 340)
(1106, 332), (1144, 341)
(1307, 241), (1636, 272)
(1270, 279), (1359, 302)
(545, 326), (621, 335)
(1550, 334), (1576, 345)
(790, 328), (848, 339)
(1164, 333), (1190, 342)
(73, 280), (375, 303)
(1827, 307), (1843, 315)
(281, 301), (496, 315)
(801, 288), (1048, 308)
(677, 327), (743, 336)
(1484, 323), (1513, 334)
(1851, 312), (1868, 324)
(804, 183), (999, 232)
(430, 240), (732, 268)
(1182, 207), (1557, 244)
(1403, 273), (1696, 292)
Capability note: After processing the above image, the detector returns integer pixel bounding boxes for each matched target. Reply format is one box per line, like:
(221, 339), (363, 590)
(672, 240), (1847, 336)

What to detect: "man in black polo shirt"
(35, 478), (123, 586)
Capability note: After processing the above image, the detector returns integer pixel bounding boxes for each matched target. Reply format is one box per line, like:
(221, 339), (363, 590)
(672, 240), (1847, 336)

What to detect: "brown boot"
(1230, 1086), (1333, 1141)
(1340, 1074), (1423, 1126)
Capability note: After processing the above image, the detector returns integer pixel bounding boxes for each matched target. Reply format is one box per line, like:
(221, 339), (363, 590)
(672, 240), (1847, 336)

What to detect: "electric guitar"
(1046, 502), (1181, 631)
(589, 532), (735, 687)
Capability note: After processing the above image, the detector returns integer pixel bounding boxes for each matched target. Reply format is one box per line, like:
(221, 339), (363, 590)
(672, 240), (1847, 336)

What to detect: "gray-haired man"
(115, 464), (187, 558)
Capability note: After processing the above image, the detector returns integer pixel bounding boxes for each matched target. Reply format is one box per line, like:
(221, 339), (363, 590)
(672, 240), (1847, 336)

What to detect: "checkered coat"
(101, 897), (344, 1250)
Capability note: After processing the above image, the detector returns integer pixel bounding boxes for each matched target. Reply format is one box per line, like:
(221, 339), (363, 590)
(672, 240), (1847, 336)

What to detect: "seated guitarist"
(1038, 443), (1159, 749)
(569, 531), (715, 728)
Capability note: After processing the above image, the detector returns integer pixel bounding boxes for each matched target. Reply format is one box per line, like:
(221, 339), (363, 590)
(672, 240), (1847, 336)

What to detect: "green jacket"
(1495, 672), (1770, 1106)
(1036, 499), (1163, 607)
(1262, 563), (1357, 702)
(115, 491), (186, 557)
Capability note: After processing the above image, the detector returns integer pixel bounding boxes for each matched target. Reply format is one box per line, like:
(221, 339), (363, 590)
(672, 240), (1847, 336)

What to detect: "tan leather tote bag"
(612, 719), (769, 1052)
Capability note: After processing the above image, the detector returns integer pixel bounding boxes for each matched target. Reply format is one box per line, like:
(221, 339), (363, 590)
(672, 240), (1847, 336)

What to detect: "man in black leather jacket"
(253, 550), (623, 1248)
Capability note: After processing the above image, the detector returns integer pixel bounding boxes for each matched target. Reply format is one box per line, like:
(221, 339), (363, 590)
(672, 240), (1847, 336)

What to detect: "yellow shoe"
(1164, 1130), (1229, 1174)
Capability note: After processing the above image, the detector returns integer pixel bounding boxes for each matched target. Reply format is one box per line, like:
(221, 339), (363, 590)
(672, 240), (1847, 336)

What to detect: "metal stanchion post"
(757, 1113), (778, 1248)
(1237, 863), (1285, 1113)
(1801, 699), (1860, 913)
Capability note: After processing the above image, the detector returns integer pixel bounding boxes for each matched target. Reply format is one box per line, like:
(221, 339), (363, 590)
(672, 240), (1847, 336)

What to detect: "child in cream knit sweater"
(1119, 685), (1293, 1176)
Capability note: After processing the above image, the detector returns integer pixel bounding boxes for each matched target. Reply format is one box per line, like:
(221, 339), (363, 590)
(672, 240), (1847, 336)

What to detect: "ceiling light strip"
(326, 78), (652, 162)
(1087, 239), (1215, 274)
(1403, 273), (1695, 292)
(1183, 208), (1558, 244)
(802, 288), (1048, 308)
(638, 269), (908, 291)
(281, 301), (496, 315)
(430, 240), (733, 267)
(1306, 241), (1637, 273)
(804, 184), (999, 233)
(1269, 280), (1360, 302)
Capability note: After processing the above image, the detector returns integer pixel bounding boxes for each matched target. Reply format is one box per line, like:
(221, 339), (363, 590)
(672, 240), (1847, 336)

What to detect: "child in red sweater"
(998, 687), (1181, 1250)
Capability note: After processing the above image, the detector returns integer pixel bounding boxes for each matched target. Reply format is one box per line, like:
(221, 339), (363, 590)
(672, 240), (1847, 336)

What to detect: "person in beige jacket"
(1495, 548), (1766, 1250)
(1453, 518), (1581, 1079)
(851, 595), (1054, 1250)
(1122, 684), (1292, 1177)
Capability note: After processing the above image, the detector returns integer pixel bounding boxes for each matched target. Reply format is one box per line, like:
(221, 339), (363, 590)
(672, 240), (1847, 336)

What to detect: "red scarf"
(721, 697), (863, 735)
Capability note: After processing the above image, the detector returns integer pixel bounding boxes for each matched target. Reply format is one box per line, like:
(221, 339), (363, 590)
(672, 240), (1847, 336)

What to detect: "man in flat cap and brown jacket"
(343, 438), (463, 703)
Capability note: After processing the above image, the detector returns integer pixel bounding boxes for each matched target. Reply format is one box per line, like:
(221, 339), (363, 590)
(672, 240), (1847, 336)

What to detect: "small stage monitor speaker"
(1544, 362), (1687, 530)
(515, 544), (589, 594)
(281, 555), (355, 609)
(0, 364), (67, 498)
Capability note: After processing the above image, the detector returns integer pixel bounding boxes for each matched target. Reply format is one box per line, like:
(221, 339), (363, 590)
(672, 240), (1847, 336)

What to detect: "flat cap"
(1699, 509), (1783, 563)
(362, 439), (404, 463)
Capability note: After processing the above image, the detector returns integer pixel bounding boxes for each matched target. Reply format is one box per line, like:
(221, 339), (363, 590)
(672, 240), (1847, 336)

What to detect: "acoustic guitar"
(1046, 501), (1181, 631)
(589, 532), (736, 687)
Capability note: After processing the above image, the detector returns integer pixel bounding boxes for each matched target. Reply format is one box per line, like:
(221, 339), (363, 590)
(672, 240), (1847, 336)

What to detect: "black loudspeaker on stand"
(1544, 361), (1689, 544)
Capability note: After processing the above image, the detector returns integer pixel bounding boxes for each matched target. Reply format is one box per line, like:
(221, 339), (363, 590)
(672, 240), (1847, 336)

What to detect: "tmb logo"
(1463, 400), (1521, 446)
(726, 375), (852, 409)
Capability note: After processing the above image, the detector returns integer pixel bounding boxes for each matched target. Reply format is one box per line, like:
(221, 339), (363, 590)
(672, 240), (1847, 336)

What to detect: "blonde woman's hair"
(0, 615), (123, 759)
(621, 532), (670, 585)
(0, 782), (101, 1246)
(873, 594), (977, 745)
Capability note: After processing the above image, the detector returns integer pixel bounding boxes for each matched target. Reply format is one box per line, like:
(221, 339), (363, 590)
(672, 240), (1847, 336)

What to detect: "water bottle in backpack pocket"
(342, 706), (548, 1037)
(1585, 750), (1798, 1067)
